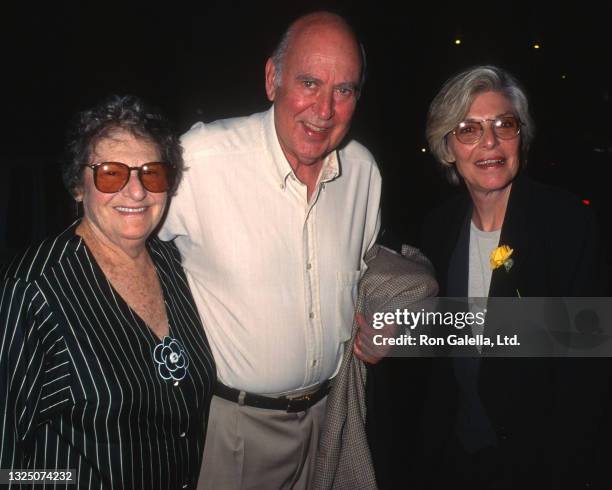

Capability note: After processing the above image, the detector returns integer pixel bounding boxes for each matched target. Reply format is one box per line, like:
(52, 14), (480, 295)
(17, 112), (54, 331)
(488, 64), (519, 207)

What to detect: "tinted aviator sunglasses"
(82, 161), (175, 193)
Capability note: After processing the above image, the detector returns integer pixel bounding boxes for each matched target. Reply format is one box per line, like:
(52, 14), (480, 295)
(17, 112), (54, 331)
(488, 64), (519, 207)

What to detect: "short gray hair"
(426, 65), (535, 184)
(270, 12), (367, 96)
(270, 29), (292, 88)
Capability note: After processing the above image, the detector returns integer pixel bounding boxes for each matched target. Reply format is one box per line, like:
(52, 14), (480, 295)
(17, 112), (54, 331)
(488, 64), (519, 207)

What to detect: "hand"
(352, 312), (396, 364)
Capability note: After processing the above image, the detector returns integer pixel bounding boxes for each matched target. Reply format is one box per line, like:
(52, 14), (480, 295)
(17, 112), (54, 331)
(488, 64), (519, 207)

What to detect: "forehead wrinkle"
(464, 111), (516, 122)
(293, 54), (360, 86)
(92, 134), (161, 165)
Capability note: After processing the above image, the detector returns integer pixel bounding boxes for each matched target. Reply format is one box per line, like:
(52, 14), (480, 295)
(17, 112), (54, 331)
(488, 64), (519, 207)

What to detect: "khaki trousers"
(197, 394), (327, 490)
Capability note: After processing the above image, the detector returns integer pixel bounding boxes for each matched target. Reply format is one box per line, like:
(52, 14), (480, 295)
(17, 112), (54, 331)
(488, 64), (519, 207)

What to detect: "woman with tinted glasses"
(0, 95), (215, 489)
(418, 66), (607, 488)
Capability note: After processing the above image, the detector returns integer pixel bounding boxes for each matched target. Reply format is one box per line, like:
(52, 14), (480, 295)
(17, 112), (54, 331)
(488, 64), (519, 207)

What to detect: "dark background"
(1, 1), (610, 276)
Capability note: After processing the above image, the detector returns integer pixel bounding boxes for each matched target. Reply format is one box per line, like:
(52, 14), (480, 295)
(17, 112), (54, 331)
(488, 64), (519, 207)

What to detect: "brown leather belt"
(214, 380), (331, 413)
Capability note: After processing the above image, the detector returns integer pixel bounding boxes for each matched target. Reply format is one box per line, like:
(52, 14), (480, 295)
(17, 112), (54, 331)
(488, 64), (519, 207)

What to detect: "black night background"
(2, 2), (610, 274)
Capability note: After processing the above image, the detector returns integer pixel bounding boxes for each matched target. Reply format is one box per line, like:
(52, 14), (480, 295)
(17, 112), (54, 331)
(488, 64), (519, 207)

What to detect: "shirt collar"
(263, 105), (340, 188)
(320, 151), (340, 183)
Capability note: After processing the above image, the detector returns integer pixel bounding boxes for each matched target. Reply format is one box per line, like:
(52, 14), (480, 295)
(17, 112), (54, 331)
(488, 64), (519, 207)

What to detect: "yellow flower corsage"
(490, 245), (514, 272)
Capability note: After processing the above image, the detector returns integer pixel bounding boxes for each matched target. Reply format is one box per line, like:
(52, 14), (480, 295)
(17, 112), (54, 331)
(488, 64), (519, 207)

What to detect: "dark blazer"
(421, 174), (603, 298)
(419, 175), (610, 489)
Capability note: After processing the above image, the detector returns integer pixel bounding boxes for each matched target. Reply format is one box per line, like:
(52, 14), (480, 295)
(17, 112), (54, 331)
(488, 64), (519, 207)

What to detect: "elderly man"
(160, 11), (381, 489)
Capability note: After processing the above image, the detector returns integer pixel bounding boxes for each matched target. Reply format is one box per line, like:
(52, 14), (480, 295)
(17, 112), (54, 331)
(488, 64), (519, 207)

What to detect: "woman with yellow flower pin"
(416, 66), (608, 490)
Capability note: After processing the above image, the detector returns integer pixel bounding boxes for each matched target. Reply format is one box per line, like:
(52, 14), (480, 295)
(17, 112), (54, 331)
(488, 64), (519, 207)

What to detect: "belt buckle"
(292, 393), (311, 402)
(286, 392), (311, 412)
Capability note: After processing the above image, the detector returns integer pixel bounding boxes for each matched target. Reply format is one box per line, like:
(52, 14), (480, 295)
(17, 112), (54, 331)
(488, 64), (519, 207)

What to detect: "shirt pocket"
(336, 271), (361, 343)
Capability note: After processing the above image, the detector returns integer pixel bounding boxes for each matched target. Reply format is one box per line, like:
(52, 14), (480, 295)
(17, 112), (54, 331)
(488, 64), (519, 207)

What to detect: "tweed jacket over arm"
(314, 244), (438, 490)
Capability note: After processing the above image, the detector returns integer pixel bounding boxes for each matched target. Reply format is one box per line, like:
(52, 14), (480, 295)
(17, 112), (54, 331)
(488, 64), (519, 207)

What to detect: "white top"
(159, 106), (381, 395)
(468, 222), (500, 350)
(468, 221), (501, 298)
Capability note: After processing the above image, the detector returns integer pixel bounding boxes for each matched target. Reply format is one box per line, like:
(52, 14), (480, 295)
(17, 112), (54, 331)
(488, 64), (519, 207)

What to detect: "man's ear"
(265, 58), (277, 102)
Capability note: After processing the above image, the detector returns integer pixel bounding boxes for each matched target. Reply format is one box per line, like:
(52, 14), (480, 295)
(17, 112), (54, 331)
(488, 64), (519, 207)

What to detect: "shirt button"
(179, 432), (186, 438)
(306, 263), (312, 270)
(309, 312), (314, 319)
(182, 484), (188, 488)
(173, 381), (179, 387)
(280, 183), (285, 190)
(312, 360), (317, 366)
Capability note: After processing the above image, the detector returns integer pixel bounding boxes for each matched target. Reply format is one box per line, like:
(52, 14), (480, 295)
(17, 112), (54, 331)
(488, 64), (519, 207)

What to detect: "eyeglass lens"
(455, 116), (520, 144)
(93, 162), (171, 193)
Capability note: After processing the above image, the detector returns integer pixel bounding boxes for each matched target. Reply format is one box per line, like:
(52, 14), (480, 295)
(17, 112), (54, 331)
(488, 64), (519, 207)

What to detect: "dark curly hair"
(63, 95), (184, 197)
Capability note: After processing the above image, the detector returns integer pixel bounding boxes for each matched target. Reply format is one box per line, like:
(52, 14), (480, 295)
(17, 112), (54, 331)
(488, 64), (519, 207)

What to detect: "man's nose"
(314, 89), (335, 120)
